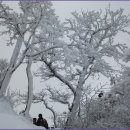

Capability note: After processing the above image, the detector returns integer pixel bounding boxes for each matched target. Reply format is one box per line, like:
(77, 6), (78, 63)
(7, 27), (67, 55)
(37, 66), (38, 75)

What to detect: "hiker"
(37, 113), (49, 129)
(98, 91), (104, 98)
(33, 118), (38, 126)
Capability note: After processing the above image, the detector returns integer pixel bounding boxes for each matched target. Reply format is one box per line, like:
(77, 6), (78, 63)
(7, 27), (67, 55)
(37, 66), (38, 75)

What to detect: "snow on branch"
(39, 57), (76, 94)
(46, 86), (71, 109)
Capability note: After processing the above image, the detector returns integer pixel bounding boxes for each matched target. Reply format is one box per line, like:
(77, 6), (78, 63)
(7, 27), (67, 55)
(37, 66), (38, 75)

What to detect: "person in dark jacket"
(98, 91), (104, 98)
(33, 118), (38, 126)
(37, 113), (49, 129)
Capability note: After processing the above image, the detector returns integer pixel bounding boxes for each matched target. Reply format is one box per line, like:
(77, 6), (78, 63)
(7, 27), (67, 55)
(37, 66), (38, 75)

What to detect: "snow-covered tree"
(1, 2), (130, 128)
(0, 1), (65, 117)
(0, 1), (63, 96)
(85, 67), (130, 128)
(80, 50), (130, 128)
(37, 7), (130, 128)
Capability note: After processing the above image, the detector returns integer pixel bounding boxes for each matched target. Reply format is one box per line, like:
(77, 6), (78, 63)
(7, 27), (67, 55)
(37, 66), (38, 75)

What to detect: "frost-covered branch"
(41, 58), (76, 94)
(33, 91), (58, 128)
(46, 86), (71, 109)
(28, 45), (63, 58)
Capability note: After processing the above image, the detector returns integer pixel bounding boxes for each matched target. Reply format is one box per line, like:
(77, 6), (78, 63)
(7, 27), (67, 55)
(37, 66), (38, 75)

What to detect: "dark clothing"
(37, 117), (48, 129)
(36, 117), (42, 126)
(42, 118), (48, 129)
(98, 92), (103, 98)
(33, 118), (38, 126)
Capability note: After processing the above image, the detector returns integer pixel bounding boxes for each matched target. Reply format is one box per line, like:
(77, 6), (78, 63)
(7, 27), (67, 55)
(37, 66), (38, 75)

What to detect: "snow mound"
(0, 97), (42, 129)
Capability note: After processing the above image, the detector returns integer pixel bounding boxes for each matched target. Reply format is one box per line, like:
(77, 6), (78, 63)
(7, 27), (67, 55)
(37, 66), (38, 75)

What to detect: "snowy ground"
(0, 97), (44, 129)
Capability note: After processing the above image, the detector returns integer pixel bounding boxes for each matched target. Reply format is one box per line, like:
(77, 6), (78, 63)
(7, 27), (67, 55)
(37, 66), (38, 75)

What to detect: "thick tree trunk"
(65, 67), (87, 128)
(0, 36), (23, 96)
(24, 57), (33, 117)
(53, 111), (57, 128)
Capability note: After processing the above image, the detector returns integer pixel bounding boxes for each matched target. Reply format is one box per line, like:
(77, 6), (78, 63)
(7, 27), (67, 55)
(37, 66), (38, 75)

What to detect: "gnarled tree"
(38, 7), (130, 128)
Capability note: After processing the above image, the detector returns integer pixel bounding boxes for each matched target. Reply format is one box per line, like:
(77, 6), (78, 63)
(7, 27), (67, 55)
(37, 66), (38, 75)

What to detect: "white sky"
(0, 1), (130, 127)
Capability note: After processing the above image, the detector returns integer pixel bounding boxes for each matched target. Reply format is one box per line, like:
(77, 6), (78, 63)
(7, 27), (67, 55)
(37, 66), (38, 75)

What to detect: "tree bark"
(65, 67), (87, 128)
(24, 57), (33, 117)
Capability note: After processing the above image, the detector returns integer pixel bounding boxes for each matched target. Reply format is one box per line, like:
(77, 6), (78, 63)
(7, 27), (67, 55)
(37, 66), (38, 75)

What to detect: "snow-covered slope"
(0, 97), (40, 129)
